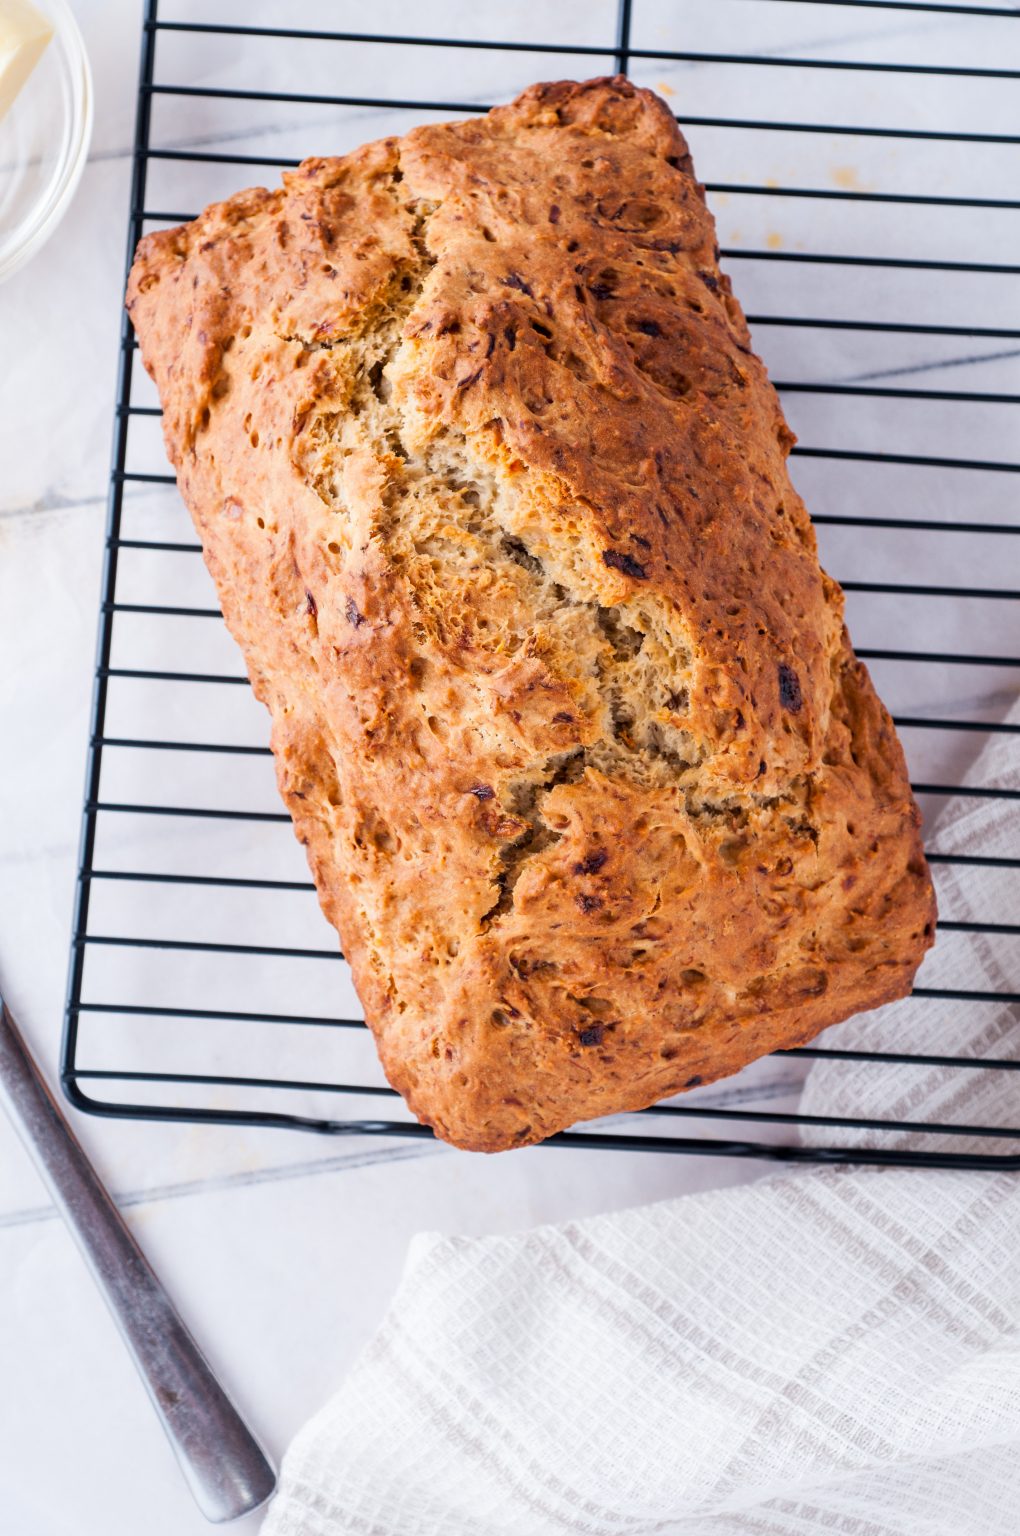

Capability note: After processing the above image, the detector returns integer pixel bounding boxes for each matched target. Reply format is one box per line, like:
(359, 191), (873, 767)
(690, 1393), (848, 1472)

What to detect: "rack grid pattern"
(63, 0), (1020, 1166)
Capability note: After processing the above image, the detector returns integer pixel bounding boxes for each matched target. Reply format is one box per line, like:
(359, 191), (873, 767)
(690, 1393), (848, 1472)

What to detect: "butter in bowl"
(0, 0), (92, 283)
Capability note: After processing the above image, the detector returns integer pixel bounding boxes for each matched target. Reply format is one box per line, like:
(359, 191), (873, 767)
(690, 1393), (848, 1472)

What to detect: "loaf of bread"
(127, 76), (935, 1151)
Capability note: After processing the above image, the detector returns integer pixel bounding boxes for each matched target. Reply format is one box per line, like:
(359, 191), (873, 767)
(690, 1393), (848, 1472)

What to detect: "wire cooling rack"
(62, 0), (1020, 1167)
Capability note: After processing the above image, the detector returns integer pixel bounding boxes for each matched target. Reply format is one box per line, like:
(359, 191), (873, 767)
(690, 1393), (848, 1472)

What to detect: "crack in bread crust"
(126, 77), (936, 1152)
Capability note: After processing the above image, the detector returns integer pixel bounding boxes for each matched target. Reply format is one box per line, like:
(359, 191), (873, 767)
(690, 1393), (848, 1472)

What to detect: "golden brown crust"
(126, 77), (935, 1151)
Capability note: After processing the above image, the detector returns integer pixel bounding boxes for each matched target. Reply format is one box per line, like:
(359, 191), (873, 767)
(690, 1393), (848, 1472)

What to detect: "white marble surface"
(0, 2), (1017, 1531)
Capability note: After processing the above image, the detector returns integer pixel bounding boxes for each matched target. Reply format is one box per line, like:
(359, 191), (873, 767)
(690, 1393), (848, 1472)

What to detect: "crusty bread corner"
(126, 76), (936, 1151)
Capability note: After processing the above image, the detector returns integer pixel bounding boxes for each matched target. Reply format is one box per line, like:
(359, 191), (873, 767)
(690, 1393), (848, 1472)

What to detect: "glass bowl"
(0, 0), (93, 284)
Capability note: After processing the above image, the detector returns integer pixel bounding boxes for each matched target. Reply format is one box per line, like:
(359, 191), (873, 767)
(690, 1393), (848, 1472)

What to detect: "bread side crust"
(126, 79), (936, 1151)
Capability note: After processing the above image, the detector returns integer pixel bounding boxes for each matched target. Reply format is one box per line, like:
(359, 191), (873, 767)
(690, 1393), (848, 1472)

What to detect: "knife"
(0, 990), (277, 1523)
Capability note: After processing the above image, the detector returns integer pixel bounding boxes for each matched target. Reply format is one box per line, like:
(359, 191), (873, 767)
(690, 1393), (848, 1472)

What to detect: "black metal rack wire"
(62, 0), (1020, 1167)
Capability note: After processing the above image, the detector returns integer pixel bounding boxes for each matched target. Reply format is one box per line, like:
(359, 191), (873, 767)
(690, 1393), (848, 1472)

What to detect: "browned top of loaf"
(127, 77), (935, 1151)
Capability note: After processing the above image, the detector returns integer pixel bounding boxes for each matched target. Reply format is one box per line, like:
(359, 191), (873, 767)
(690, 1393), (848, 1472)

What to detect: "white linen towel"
(262, 705), (1020, 1536)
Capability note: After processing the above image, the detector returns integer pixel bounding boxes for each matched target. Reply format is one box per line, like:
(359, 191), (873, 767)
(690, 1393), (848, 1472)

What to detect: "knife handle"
(0, 995), (277, 1524)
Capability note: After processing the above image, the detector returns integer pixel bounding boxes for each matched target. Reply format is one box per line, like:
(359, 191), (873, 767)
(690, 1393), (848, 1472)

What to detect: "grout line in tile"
(838, 345), (1020, 385)
(0, 1139), (447, 1232)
